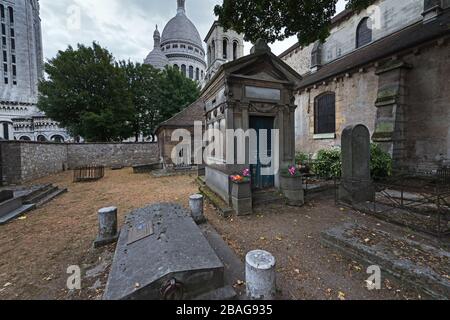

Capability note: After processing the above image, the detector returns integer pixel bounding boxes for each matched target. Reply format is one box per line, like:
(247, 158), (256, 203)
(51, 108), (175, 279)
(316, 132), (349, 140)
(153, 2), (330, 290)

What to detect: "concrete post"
(246, 250), (276, 300)
(94, 206), (119, 248)
(189, 194), (205, 224)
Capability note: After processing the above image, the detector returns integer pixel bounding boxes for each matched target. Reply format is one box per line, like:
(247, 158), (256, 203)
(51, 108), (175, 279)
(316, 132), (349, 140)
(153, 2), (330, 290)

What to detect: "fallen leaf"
(3, 282), (12, 288)
(338, 291), (346, 300)
(236, 280), (245, 286)
(364, 238), (371, 243)
(294, 269), (300, 274)
(275, 236), (283, 241)
(18, 216), (27, 221)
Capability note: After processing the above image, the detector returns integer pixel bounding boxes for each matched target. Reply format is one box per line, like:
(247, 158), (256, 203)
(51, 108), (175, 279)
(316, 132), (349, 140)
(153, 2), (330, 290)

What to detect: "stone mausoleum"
(201, 40), (302, 213)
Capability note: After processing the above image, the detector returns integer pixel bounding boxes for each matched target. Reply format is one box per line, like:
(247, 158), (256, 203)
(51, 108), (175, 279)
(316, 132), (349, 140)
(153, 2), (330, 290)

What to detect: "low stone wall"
(0, 141), (159, 185)
(67, 143), (159, 169)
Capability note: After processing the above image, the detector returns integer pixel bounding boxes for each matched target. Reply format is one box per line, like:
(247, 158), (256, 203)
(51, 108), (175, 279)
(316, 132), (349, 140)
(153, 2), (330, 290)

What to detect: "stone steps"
(0, 184), (67, 225)
(23, 184), (58, 205)
(0, 197), (23, 219)
(0, 204), (35, 225)
(35, 188), (67, 208)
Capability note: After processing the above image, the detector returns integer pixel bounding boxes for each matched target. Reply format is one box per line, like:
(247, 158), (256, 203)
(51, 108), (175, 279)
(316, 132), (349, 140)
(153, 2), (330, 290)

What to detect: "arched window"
(2, 122), (9, 140)
(211, 40), (216, 61)
(19, 136), (31, 141)
(51, 135), (64, 143)
(233, 41), (238, 60)
(201, 70), (204, 80)
(207, 45), (211, 65)
(173, 64), (179, 71)
(8, 7), (13, 24)
(0, 5), (4, 20)
(356, 17), (372, 48)
(181, 64), (186, 77)
(314, 93), (336, 134)
(195, 68), (199, 81)
(223, 38), (228, 59)
(37, 135), (47, 142)
(189, 66), (194, 79)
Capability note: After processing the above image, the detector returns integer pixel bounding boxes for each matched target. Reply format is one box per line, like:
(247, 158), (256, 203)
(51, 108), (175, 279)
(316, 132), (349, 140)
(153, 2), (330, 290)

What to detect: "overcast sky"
(40, 0), (347, 63)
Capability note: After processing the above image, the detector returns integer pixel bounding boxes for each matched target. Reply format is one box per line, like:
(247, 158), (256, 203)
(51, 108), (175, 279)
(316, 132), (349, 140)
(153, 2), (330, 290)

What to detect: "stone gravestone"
(339, 124), (375, 205)
(103, 203), (235, 300)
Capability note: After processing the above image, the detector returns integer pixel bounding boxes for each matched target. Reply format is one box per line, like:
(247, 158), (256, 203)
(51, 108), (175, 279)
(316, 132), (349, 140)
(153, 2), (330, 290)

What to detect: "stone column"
(339, 124), (375, 205)
(189, 194), (205, 224)
(246, 250), (276, 300)
(94, 207), (119, 248)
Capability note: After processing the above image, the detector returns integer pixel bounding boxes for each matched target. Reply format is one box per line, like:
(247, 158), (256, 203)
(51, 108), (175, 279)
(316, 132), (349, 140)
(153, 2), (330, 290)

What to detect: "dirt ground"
(0, 169), (429, 300)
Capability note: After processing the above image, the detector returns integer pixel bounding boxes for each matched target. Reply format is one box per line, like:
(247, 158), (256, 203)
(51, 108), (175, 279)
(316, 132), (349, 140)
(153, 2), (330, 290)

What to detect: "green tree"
(158, 66), (201, 123)
(214, 0), (376, 46)
(38, 42), (134, 142)
(120, 61), (162, 141)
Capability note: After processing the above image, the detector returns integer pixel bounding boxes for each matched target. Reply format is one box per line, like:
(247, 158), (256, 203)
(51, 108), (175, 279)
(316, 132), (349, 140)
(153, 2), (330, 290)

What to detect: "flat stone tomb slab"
(322, 223), (450, 300)
(103, 203), (225, 300)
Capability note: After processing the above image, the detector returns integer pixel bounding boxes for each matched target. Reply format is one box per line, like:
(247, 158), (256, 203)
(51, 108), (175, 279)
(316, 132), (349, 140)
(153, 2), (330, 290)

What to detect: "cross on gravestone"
(339, 124), (375, 205)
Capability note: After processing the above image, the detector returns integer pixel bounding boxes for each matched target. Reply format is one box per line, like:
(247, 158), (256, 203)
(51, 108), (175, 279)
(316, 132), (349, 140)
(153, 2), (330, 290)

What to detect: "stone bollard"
(246, 250), (276, 300)
(189, 194), (205, 224)
(94, 207), (119, 248)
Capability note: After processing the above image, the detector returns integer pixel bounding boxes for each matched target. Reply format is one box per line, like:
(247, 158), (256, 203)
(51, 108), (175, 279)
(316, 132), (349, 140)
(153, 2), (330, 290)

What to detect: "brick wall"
(0, 141), (159, 185)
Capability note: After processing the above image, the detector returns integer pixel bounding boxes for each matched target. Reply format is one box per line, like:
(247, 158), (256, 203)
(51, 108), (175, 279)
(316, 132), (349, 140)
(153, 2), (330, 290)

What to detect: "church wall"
(321, 0), (423, 65)
(281, 0), (424, 76)
(294, 68), (379, 156)
(401, 42), (450, 171)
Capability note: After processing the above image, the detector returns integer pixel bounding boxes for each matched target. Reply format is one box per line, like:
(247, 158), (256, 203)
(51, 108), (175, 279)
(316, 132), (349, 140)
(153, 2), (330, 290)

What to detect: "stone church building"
(280, 0), (450, 172)
(0, 0), (69, 142)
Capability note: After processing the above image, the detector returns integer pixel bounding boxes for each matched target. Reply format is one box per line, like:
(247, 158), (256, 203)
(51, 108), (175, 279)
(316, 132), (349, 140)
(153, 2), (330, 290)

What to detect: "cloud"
(40, 0), (348, 62)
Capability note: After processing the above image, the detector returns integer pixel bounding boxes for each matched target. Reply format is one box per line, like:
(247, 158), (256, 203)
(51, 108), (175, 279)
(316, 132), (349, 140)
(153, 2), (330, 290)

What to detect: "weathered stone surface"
(0, 190), (14, 203)
(103, 203), (225, 300)
(280, 175), (304, 206)
(0, 141), (159, 185)
(339, 125), (375, 205)
(189, 194), (205, 224)
(246, 250), (277, 300)
(322, 223), (450, 300)
(94, 207), (119, 248)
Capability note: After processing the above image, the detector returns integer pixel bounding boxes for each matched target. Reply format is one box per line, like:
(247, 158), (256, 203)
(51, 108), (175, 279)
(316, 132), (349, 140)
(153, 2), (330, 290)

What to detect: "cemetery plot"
(322, 223), (450, 299)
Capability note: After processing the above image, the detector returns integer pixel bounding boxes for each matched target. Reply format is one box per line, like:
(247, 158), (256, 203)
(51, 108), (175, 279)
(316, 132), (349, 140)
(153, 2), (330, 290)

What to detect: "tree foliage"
(214, 0), (376, 46)
(158, 66), (201, 123)
(38, 43), (200, 142)
(120, 61), (162, 141)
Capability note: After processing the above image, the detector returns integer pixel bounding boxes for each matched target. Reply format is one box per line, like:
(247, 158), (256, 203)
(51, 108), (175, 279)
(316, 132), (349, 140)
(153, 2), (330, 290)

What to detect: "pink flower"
(243, 169), (251, 177)
(288, 166), (297, 176)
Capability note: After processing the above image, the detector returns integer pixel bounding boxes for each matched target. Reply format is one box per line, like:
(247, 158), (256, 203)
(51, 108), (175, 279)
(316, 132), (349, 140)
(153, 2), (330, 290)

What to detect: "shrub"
(312, 148), (342, 179)
(311, 144), (392, 179)
(295, 152), (309, 164)
(370, 143), (392, 179)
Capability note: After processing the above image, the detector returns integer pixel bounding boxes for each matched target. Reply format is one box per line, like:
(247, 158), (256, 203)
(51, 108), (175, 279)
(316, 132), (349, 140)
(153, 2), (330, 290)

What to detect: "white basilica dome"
(145, 0), (206, 82)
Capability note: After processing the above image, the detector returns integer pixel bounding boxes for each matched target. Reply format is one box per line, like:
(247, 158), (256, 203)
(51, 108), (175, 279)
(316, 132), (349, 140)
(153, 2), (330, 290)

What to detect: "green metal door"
(250, 116), (275, 190)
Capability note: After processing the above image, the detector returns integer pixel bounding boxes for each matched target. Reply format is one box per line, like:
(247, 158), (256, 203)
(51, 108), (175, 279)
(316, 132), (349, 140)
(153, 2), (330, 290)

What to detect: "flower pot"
(231, 181), (252, 216)
(280, 175), (304, 207)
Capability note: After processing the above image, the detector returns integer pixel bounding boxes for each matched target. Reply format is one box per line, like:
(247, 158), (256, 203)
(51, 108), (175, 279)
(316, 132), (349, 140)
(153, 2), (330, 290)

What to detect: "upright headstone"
(339, 124), (375, 205)
(94, 207), (119, 248)
(245, 250), (276, 300)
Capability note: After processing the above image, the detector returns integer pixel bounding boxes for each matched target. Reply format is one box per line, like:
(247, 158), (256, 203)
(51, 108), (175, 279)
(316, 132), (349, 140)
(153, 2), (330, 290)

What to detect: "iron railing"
(73, 165), (105, 183)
